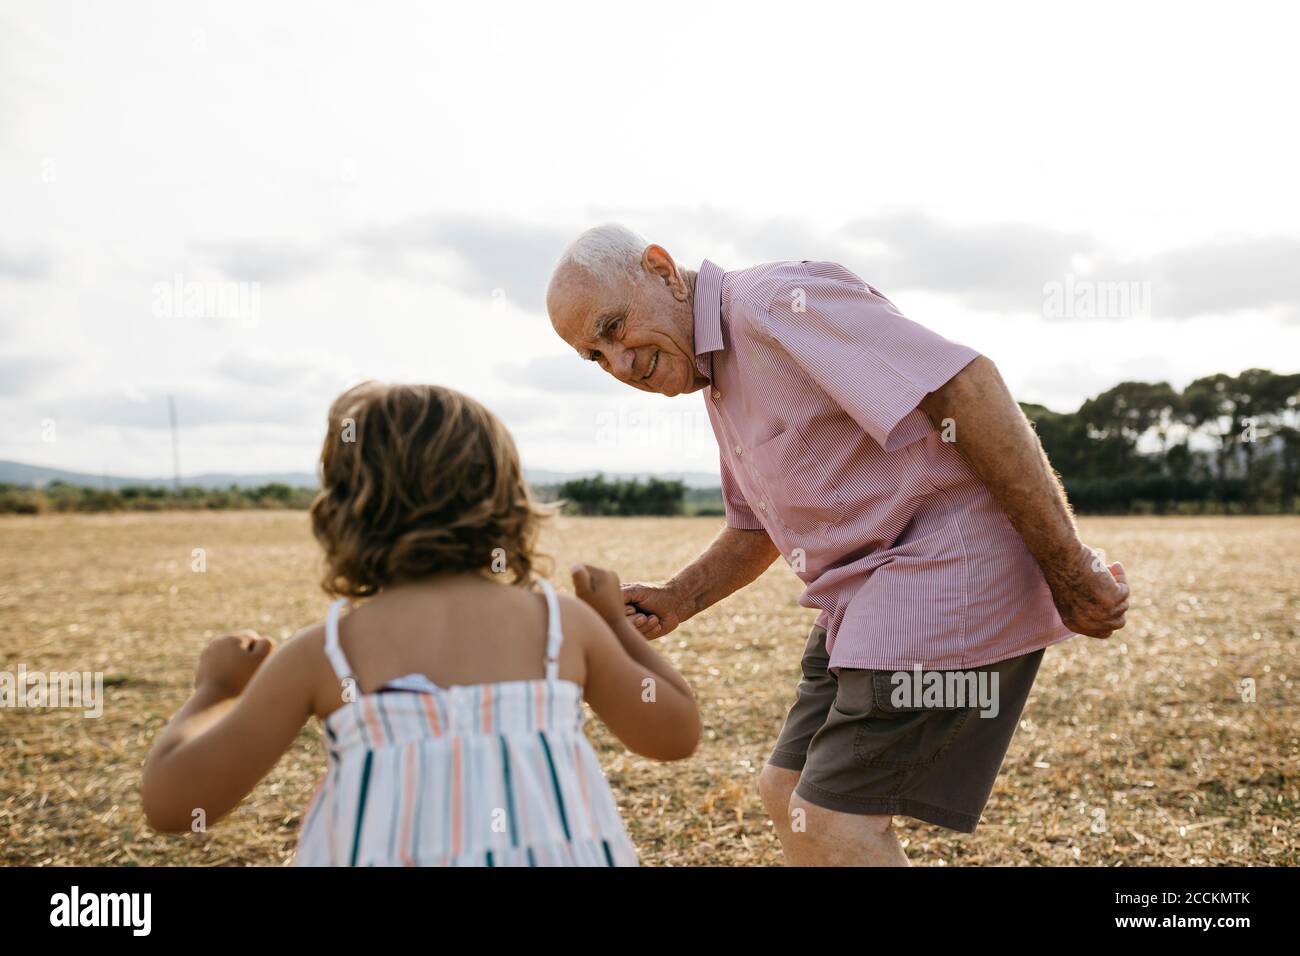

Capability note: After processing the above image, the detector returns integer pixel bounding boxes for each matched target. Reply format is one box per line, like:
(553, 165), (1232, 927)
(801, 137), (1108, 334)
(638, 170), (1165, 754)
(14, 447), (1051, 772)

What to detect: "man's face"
(547, 246), (707, 397)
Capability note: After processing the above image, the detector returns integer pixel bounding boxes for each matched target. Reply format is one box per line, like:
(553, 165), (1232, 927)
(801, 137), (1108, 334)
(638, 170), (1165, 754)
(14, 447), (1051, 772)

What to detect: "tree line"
(549, 475), (688, 516)
(0, 481), (315, 514)
(1023, 368), (1300, 514)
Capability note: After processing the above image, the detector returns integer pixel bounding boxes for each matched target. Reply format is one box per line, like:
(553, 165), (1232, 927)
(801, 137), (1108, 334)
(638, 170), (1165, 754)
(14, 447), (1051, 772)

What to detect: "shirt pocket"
(747, 427), (843, 536)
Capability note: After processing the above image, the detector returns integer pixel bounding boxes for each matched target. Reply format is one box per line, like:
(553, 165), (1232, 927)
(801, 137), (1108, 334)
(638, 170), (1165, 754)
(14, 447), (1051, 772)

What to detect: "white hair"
(554, 222), (648, 285)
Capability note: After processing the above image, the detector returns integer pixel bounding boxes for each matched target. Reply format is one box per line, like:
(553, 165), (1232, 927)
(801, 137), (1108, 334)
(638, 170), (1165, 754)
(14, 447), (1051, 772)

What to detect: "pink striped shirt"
(695, 259), (1074, 670)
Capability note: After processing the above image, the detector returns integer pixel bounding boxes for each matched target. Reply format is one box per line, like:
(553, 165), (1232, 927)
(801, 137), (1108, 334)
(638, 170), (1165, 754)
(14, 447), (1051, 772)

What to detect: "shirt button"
(758, 500), (767, 512)
(712, 389), (721, 400)
(734, 444), (743, 456)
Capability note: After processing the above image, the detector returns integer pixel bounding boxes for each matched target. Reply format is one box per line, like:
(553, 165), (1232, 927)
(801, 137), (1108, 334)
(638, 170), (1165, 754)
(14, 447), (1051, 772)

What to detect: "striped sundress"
(295, 578), (639, 867)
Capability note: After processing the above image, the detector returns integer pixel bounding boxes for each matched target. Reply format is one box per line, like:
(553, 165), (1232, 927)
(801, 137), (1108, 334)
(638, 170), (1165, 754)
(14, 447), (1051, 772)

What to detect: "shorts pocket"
(799, 627), (830, 682)
(836, 669), (974, 770)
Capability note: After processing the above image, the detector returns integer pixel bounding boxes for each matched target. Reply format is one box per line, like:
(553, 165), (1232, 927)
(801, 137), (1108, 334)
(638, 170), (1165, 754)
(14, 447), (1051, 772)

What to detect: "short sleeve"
(762, 264), (980, 451)
(719, 454), (763, 530)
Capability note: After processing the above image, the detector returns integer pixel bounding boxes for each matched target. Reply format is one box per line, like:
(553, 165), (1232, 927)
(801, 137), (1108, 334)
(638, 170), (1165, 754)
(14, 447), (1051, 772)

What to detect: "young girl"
(142, 382), (700, 866)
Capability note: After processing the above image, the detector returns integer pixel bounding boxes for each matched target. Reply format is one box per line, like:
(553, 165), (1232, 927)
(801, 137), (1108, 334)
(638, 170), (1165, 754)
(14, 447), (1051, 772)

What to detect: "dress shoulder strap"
(323, 597), (355, 684)
(535, 578), (564, 681)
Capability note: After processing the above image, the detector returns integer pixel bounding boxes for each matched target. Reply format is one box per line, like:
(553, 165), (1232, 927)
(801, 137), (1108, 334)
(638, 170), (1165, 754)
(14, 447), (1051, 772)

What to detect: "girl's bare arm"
(569, 565), (700, 761)
(141, 630), (324, 832)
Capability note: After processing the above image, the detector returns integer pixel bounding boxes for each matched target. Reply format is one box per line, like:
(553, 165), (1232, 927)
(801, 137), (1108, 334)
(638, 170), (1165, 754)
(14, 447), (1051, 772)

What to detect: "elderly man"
(546, 224), (1129, 866)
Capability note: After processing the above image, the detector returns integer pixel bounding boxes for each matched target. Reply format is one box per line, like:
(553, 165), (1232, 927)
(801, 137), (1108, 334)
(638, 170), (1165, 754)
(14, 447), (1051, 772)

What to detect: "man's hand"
(619, 582), (690, 640)
(613, 526), (778, 640)
(1046, 543), (1129, 638)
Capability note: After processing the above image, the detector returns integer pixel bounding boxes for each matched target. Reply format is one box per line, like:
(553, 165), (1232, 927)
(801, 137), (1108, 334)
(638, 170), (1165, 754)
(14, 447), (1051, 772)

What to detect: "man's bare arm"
(620, 525), (780, 639)
(919, 355), (1129, 638)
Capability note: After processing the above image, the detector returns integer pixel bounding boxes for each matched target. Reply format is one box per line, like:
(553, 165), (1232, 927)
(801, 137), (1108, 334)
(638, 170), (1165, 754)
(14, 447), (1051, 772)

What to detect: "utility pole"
(167, 395), (181, 493)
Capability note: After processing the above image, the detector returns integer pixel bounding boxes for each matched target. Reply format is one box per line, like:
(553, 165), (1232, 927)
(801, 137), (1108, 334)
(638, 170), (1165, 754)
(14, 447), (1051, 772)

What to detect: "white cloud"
(1, 0), (1299, 478)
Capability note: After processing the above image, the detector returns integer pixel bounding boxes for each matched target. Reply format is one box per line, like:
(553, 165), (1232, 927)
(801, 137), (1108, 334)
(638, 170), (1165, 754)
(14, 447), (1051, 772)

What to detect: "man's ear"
(642, 244), (689, 302)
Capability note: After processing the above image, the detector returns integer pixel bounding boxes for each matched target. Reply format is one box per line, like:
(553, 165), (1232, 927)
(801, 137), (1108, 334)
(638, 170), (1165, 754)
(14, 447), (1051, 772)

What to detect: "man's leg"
(757, 764), (800, 851)
(759, 764), (909, 865)
(784, 796), (909, 866)
(790, 648), (1051, 863)
(761, 625), (836, 862)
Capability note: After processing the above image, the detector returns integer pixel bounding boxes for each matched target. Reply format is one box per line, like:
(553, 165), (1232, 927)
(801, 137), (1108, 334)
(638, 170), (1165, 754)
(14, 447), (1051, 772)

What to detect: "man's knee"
(788, 791), (894, 845)
(758, 763), (799, 817)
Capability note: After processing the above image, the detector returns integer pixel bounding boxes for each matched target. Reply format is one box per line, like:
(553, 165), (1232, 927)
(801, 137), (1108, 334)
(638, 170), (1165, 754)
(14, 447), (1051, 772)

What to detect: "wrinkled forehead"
(548, 263), (629, 347)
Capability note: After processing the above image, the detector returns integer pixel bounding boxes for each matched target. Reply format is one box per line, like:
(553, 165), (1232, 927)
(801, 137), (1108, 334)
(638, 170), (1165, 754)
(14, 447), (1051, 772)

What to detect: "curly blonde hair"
(310, 382), (549, 597)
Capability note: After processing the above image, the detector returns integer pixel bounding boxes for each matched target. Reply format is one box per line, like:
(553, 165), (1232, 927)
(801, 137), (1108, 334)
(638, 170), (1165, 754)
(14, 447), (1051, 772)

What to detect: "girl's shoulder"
(236, 619), (341, 721)
(287, 620), (329, 652)
(544, 586), (609, 650)
(282, 619), (335, 670)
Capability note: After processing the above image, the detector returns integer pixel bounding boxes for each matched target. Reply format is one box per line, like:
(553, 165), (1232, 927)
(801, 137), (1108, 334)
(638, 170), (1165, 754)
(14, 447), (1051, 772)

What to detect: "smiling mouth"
(642, 350), (659, 381)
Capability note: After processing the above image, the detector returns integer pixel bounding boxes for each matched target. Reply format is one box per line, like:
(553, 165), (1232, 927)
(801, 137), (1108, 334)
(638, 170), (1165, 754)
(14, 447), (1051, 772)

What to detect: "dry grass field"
(0, 512), (1296, 866)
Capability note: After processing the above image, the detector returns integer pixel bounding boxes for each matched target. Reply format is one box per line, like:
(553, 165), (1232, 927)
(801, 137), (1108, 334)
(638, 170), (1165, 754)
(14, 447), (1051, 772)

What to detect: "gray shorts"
(768, 625), (1044, 833)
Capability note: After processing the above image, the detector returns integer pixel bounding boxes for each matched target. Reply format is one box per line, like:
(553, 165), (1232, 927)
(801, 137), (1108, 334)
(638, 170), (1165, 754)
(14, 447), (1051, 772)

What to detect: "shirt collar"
(692, 259), (725, 379)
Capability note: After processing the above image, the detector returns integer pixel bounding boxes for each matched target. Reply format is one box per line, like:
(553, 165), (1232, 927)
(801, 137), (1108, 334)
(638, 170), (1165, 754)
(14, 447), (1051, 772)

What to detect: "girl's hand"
(195, 631), (274, 697)
(571, 563), (626, 627)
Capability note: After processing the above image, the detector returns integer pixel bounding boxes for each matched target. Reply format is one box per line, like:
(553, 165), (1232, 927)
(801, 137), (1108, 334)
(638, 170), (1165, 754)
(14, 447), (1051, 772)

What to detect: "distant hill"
(0, 459), (318, 491)
(0, 459), (722, 492)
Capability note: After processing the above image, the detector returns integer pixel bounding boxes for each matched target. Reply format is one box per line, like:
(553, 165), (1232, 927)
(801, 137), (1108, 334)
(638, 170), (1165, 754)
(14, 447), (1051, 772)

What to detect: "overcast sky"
(3, 0), (1298, 480)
